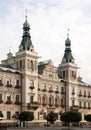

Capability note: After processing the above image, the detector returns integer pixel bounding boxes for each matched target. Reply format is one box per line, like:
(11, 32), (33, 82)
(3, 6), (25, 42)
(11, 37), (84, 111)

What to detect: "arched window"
(16, 95), (19, 102)
(38, 95), (41, 104)
(20, 60), (22, 69)
(55, 85), (58, 91)
(34, 61), (37, 71)
(61, 98), (64, 105)
(84, 90), (86, 96)
(43, 83), (46, 89)
(55, 98), (58, 104)
(49, 84), (52, 91)
(49, 97), (52, 104)
(42, 96), (45, 104)
(31, 60), (34, 71)
(30, 80), (34, 86)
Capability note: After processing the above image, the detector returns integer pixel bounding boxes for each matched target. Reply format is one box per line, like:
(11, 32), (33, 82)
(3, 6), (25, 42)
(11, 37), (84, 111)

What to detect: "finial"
(67, 28), (70, 38)
(9, 46), (11, 53)
(25, 9), (28, 20)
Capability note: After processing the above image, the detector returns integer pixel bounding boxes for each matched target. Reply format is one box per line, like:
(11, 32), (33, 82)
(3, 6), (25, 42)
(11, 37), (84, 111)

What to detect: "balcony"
(15, 101), (21, 105)
(72, 91), (75, 95)
(61, 104), (65, 108)
(42, 103), (47, 106)
(49, 104), (54, 107)
(84, 95), (87, 97)
(27, 101), (39, 109)
(83, 106), (87, 109)
(30, 86), (35, 89)
(78, 94), (82, 97)
(55, 104), (59, 107)
(38, 88), (41, 91)
(6, 84), (13, 87)
(42, 89), (47, 92)
(0, 82), (4, 86)
(6, 100), (12, 104)
(70, 105), (79, 110)
(49, 90), (54, 93)
(61, 91), (65, 94)
(79, 106), (83, 109)
(0, 100), (3, 104)
(15, 85), (21, 89)
(55, 90), (59, 94)
(88, 95), (91, 98)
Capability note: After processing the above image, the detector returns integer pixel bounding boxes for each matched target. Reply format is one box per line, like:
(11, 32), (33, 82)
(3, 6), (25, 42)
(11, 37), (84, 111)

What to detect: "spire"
(61, 29), (74, 63)
(21, 10), (33, 51)
(65, 28), (71, 48)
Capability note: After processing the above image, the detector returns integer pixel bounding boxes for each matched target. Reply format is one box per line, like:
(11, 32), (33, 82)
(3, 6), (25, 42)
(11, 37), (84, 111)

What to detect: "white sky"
(0, 0), (91, 84)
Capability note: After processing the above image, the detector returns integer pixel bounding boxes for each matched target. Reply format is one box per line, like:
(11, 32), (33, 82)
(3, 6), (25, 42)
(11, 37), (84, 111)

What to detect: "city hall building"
(0, 17), (91, 124)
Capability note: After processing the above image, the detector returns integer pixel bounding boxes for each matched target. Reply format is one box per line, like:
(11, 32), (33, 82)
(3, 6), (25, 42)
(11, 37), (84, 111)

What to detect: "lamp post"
(61, 79), (66, 112)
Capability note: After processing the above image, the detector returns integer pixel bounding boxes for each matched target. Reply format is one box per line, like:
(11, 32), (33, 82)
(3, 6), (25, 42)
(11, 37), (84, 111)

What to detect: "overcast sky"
(0, 0), (91, 84)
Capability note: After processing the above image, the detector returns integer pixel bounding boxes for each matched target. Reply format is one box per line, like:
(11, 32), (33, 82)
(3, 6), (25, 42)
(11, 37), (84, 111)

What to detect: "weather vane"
(25, 9), (28, 20)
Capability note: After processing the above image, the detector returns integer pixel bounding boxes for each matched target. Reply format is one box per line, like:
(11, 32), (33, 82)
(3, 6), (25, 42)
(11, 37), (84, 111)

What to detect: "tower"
(15, 16), (39, 111)
(58, 30), (78, 111)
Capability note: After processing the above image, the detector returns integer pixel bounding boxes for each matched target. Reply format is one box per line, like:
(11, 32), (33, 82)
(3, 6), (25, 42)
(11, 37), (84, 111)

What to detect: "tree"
(18, 111), (34, 121)
(46, 111), (57, 125)
(60, 110), (82, 128)
(84, 114), (91, 122)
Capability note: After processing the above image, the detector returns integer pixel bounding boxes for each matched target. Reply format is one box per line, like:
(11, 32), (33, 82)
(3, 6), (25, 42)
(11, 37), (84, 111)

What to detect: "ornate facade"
(0, 17), (91, 124)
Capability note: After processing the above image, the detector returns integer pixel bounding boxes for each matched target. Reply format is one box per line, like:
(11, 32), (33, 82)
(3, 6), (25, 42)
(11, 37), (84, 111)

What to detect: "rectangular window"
(66, 70), (68, 78)
(0, 93), (2, 100)
(16, 95), (19, 101)
(15, 111), (19, 116)
(30, 96), (33, 103)
(7, 111), (11, 119)
(16, 80), (19, 85)
(7, 96), (11, 101)
(72, 100), (74, 106)
(63, 71), (65, 78)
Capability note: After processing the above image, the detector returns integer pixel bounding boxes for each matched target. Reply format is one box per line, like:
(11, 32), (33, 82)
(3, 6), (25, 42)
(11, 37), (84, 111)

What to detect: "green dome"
(23, 20), (30, 28)
(65, 37), (71, 46)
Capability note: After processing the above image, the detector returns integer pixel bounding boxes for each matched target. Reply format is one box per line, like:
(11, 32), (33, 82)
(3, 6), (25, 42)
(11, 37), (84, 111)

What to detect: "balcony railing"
(27, 102), (39, 109)
(70, 105), (79, 110)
